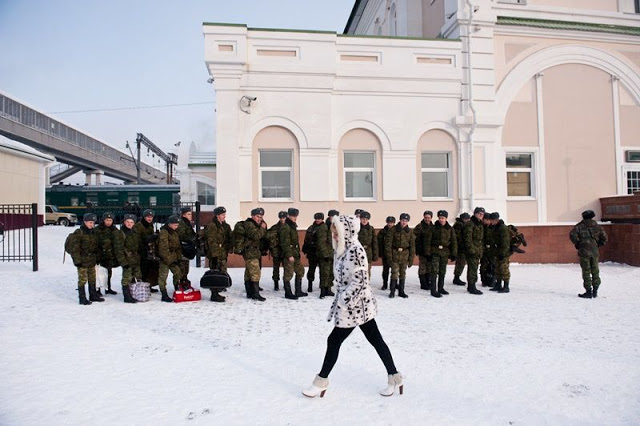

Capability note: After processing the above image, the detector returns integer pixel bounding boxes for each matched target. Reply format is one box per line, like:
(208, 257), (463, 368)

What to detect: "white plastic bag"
(95, 265), (109, 290)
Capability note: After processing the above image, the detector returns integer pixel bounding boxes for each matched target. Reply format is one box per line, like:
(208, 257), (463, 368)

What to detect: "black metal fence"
(0, 203), (38, 271)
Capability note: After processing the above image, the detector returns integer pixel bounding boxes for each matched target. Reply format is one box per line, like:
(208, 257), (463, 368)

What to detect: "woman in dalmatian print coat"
(302, 214), (404, 398)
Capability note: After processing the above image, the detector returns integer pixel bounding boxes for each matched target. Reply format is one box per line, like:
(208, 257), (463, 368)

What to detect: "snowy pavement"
(0, 226), (639, 425)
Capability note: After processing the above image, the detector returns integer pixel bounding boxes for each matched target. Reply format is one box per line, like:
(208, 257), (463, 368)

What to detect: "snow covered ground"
(1, 226), (639, 425)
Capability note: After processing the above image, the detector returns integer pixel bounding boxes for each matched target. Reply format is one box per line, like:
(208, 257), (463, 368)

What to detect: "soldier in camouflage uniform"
(463, 207), (485, 295)
(384, 213), (415, 299)
(203, 206), (233, 302)
(488, 212), (511, 293)
(268, 211), (287, 291)
(157, 215), (182, 302)
(377, 216), (395, 290)
(570, 210), (608, 299)
(452, 212), (470, 285)
(480, 214), (496, 287)
(358, 211), (379, 279)
(280, 207), (307, 299)
(314, 213), (333, 299)
(95, 212), (119, 295)
(429, 210), (458, 298)
(303, 213), (326, 293)
(242, 208), (267, 301)
(68, 213), (103, 305)
(413, 210), (434, 291)
(115, 213), (140, 303)
(177, 206), (197, 285)
(133, 209), (159, 292)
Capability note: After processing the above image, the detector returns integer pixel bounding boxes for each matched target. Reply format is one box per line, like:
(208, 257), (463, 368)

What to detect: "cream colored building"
(176, 141), (217, 210)
(204, 0), (640, 226)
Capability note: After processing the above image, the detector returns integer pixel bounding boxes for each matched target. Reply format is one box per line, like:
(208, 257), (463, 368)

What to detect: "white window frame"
(622, 165), (640, 194)
(505, 151), (536, 200)
(196, 181), (216, 206)
(259, 149), (293, 202)
(343, 151), (376, 201)
(421, 151), (453, 200)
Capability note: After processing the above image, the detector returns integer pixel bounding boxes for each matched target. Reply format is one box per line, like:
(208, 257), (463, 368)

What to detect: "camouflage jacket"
(158, 225), (181, 265)
(68, 224), (99, 268)
(177, 217), (196, 243)
(453, 218), (466, 254)
(430, 221), (457, 258)
(304, 222), (332, 259)
(115, 226), (141, 267)
(358, 223), (379, 261)
(463, 216), (484, 258)
(384, 224), (416, 261)
(493, 220), (511, 259)
(133, 220), (155, 256)
(377, 225), (393, 260)
(279, 218), (301, 259)
(204, 218), (233, 259)
(570, 219), (607, 258)
(243, 218), (266, 260)
(95, 222), (120, 268)
(413, 220), (433, 257)
(483, 224), (496, 258)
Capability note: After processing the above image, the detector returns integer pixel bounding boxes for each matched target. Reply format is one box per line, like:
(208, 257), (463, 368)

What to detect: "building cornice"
(496, 16), (640, 37)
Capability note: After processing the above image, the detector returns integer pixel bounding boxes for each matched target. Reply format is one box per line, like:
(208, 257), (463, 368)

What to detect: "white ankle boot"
(302, 375), (329, 398)
(380, 372), (404, 396)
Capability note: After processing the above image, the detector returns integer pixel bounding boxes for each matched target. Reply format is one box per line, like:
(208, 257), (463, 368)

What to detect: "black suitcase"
(200, 269), (232, 289)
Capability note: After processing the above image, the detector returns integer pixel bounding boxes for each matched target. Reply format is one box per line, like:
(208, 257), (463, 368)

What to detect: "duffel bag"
(130, 279), (151, 302)
(200, 269), (232, 289)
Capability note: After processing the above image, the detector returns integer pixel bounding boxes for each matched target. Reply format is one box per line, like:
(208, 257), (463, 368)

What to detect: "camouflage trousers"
(208, 256), (228, 274)
(391, 249), (411, 281)
(180, 258), (190, 281)
(495, 256), (511, 281)
(318, 257), (332, 289)
(158, 262), (182, 290)
(283, 257), (304, 282)
(579, 255), (601, 290)
(480, 254), (496, 283)
(272, 257), (284, 281)
(306, 255), (318, 282)
(454, 253), (467, 277)
(244, 258), (261, 282)
(121, 264), (142, 286)
(418, 255), (432, 276)
(381, 257), (392, 284)
(77, 266), (96, 288)
(466, 255), (480, 285)
(430, 254), (448, 279)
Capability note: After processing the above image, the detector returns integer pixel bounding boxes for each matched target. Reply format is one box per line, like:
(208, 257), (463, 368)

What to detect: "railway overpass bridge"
(0, 92), (172, 184)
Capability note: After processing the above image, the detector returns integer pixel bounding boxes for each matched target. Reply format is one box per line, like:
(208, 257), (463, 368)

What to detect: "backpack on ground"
(232, 221), (246, 255)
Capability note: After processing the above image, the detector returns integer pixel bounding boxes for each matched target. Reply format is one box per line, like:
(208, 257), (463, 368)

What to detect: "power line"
(47, 101), (215, 114)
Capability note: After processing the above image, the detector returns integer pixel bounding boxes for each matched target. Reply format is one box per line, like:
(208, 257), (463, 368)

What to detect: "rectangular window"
(86, 194), (98, 206)
(636, 0), (640, 13)
(70, 197), (79, 207)
(421, 152), (452, 198)
(149, 196), (157, 206)
(197, 181), (216, 205)
(344, 152), (375, 199)
(626, 169), (640, 194)
(260, 150), (293, 200)
(506, 153), (534, 197)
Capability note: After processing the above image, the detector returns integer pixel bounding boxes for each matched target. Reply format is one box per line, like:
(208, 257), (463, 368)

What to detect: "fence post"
(31, 202), (38, 271)
(195, 201), (201, 268)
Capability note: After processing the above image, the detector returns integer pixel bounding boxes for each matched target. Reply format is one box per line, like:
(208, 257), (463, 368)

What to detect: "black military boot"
(389, 280), (397, 298)
(150, 285), (159, 293)
(467, 282), (483, 295)
(210, 290), (225, 302)
(283, 281), (298, 300)
(425, 273), (432, 290)
(419, 274), (428, 290)
(498, 280), (510, 293)
(319, 287), (326, 299)
(453, 275), (466, 286)
(295, 278), (308, 297)
(78, 286), (92, 305)
(381, 280), (388, 291)
(160, 288), (173, 302)
(490, 279), (503, 292)
(89, 284), (105, 302)
(274, 280), (280, 291)
(398, 279), (409, 298)
(106, 279), (117, 295)
(251, 282), (266, 302)
(438, 276), (449, 295)
(244, 281), (253, 299)
(307, 280), (313, 293)
(578, 288), (593, 299)
(122, 285), (137, 303)
(430, 275), (441, 298)
(592, 285), (598, 298)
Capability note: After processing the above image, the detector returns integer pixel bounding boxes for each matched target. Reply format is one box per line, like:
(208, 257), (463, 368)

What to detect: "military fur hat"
(142, 209), (155, 217)
(473, 207), (485, 214)
(314, 212), (325, 220)
(101, 212), (114, 221)
(489, 212), (500, 220)
(459, 212), (470, 220)
(386, 216), (396, 223)
(83, 213), (97, 222)
(278, 211), (287, 219)
(287, 207), (299, 217)
(180, 206), (192, 214)
(360, 211), (371, 219)
(399, 213), (410, 221)
(123, 214), (137, 222)
(354, 209), (363, 216)
(582, 210), (596, 220)
(251, 207), (265, 216)
(327, 209), (339, 217)
(166, 215), (180, 224)
(423, 210), (433, 217)
(213, 206), (226, 215)
(437, 210), (448, 218)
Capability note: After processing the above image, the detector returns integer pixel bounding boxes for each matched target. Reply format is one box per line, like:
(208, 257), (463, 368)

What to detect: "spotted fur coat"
(328, 215), (378, 328)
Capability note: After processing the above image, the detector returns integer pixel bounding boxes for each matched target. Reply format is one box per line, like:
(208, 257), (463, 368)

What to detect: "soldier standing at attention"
(489, 212), (511, 293)
(463, 207), (485, 295)
(134, 209), (159, 292)
(203, 206), (233, 302)
(413, 210), (434, 291)
(429, 210), (457, 298)
(157, 215), (182, 303)
(315, 212), (334, 299)
(177, 207), (196, 286)
(452, 213), (470, 286)
(570, 210), (608, 299)
(280, 208), (307, 299)
(385, 213), (415, 299)
(377, 216), (395, 291)
(95, 212), (119, 296)
(68, 213), (103, 305)
(114, 213), (140, 303)
(268, 211), (288, 291)
(358, 211), (379, 279)
(303, 213), (325, 293)
(480, 213), (496, 288)
(243, 208), (267, 302)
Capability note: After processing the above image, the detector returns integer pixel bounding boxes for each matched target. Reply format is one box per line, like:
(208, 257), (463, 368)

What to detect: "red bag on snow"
(173, 287), (201, 303)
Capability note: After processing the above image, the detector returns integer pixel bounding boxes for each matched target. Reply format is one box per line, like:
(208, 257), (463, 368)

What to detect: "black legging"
(319, 319), (397, 378)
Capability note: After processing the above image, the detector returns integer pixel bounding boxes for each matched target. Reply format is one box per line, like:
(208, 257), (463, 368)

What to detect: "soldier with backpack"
(303, 213), (325, 293)
(267, 211), (287, 291)
(570, 210), (608, 299)
(177, 206), (197, 287)
(280, 208), (307, 299)
(134, 209), (159, 292)
(240, 208), (267, 301)
(157, 215), (182, 302)
(452, 213), (470, 285)
(66, 213), (103, 305)
(95, 212), (119, 296)
(114, 213), (140, 303)
(377, 216), (395, 291)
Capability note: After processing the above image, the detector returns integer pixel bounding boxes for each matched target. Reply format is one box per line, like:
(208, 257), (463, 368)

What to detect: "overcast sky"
(0, 0), (354, 163)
